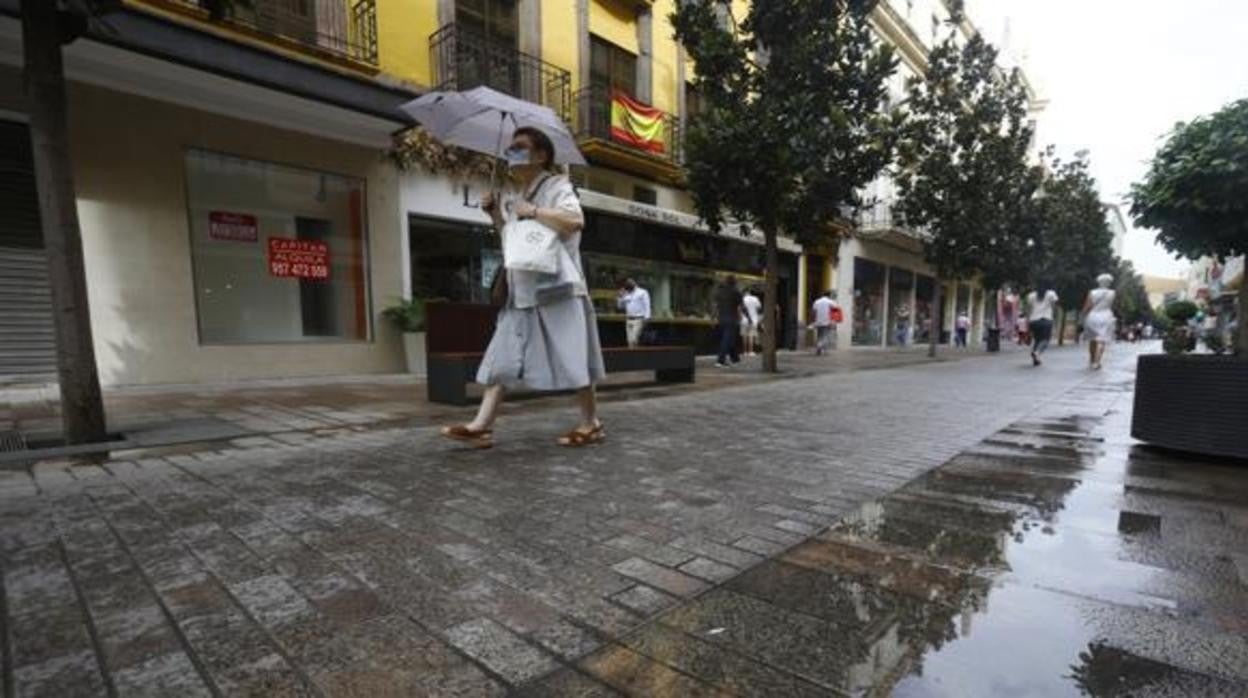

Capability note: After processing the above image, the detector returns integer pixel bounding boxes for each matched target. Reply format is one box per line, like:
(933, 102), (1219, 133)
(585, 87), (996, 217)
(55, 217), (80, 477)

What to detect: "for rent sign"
(268, 238), (330, 280)
(208, 211), (258, 242)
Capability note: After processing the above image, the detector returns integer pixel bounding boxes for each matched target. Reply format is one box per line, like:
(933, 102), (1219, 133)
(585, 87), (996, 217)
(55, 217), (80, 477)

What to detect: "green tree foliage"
(671, 0), (900, 371)
(1030, 151), (1115, 314)
(1111, 258), (1153, 327)
(1131, 98), (1248, 357)
(894, 9), (1038, 355)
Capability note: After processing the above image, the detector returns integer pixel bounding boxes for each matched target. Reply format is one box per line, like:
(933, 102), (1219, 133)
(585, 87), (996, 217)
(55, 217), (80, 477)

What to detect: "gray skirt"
(476, 295), (606, 391)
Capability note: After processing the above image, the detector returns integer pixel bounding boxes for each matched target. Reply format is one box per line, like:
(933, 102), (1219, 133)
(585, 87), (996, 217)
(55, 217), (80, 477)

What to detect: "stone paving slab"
(0, 345), (1140, 695)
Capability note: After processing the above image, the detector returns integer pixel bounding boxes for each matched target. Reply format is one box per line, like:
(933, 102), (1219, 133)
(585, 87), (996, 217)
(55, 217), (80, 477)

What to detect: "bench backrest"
(425, 302), (497, 354)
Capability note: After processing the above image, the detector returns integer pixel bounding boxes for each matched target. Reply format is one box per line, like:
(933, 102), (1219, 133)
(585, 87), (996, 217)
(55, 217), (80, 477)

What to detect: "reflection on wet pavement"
(529, 373), (1248, 696)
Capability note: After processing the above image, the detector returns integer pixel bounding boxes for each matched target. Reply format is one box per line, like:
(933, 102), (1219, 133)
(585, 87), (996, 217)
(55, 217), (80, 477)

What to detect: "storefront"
(401, 174), (801, 354)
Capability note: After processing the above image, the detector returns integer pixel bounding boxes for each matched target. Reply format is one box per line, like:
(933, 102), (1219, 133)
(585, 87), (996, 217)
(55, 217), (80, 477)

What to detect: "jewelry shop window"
(185, 150), (370, 344)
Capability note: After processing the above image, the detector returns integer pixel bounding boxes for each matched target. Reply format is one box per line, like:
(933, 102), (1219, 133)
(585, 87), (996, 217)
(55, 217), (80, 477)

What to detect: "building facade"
(0, 0), (1042, 388)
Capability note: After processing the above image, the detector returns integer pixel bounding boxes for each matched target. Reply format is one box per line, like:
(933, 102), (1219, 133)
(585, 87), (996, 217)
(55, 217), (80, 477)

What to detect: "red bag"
(831, 306), (844, 324)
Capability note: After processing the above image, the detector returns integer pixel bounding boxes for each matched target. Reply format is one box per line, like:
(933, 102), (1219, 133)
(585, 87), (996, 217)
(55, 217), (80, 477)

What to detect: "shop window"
(633, 186), (658, 205)
(887, 267), (914, 346)
(852, 258), (886, 346)
(915, 274), (934, 343)
(185, 150), (369, 344)
(409, 215), (500, 304)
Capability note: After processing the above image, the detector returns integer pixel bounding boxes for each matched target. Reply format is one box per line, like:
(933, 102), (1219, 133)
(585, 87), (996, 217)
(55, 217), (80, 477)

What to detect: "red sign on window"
(267, 237), (330, 280)
(208, 211), (259, 242)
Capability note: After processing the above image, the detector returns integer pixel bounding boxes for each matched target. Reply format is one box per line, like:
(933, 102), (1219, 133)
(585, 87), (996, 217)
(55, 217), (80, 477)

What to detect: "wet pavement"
(555, 359), (1248, 696)
(3, 344), (1247, 696)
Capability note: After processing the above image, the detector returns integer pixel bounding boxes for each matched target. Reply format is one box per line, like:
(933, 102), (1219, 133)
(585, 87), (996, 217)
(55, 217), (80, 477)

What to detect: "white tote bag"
(502, 218), (561, 274)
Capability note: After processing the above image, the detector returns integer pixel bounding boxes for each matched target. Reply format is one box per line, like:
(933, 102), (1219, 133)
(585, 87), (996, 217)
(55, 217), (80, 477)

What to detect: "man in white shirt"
(740, 289), (763, 356)
(617, 279), (651, 348)
(811, 290), (841, 356)
(1026, 288), (1059, 366)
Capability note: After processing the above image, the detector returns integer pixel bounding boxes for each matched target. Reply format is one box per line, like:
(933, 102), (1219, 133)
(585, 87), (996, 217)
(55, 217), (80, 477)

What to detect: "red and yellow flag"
(610, 90), (666, 154)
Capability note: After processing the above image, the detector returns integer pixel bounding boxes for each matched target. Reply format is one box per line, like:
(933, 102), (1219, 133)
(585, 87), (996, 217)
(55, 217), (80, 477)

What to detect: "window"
(409, 216), (499, 304)
(590, 35), (637, 97)
(185, 150), (370, 344)
(633, 186), (658, 205)
(852, 257), (886, 346)
(685, 81), (704, 118)
(455, 0), (518, 48)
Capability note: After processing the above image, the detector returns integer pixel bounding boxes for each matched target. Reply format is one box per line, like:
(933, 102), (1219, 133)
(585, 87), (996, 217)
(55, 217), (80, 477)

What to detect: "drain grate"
(0, 429), (26, 453)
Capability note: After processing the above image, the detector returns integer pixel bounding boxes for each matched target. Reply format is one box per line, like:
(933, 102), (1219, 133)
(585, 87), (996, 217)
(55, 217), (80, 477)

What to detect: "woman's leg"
(1089, 340), (1098, 365)
(468, 384), (506, 431)
(574, 385), (599, 429)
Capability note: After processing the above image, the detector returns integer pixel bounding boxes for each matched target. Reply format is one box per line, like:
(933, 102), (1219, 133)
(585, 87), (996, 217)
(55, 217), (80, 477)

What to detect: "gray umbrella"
(399, 86), (587, 166)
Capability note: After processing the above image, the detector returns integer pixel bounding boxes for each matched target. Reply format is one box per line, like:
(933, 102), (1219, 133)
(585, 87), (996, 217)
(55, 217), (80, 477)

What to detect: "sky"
(965, 0), (1248, 279)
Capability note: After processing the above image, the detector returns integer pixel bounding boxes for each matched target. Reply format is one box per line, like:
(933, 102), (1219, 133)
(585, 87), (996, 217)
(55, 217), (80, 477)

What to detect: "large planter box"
(1132, 354), (1248, 460)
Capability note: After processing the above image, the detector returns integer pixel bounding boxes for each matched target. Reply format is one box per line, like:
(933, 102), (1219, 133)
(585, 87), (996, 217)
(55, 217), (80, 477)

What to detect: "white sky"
(965, 0), (1248, 278)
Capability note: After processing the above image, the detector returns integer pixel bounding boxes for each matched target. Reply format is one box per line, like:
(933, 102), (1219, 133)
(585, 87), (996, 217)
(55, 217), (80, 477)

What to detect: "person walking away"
(741, 288), (762, 356)
(714, 276), (744, 367)
(440, 127), (605, 449)
(1026, 286), (1059, 366)
(955, 311), (971, 348)
(1081, 273), (1117, 370)
(811, 290), (840, 356)
(617, 278), (651, 348)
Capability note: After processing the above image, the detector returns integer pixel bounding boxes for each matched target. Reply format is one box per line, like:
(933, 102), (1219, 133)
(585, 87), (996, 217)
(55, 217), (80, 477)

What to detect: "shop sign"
(208, 211), (258, 242)
(268, 238), (330, 280)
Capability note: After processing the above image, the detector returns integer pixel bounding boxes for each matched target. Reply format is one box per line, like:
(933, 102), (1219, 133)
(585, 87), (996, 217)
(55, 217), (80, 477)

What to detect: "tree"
(20, 0), (122, 445)
(671, 0), (900, 372)
(1111, 258), (1153, 328)
(1029, 151), (1114, 343)
(894, 6), (1037, 357)
(1130, 98), (1248, 356)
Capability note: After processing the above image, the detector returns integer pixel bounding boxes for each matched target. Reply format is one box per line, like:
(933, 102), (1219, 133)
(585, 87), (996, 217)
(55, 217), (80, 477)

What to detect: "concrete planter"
(402, 332), (427, 378)
(1131, 354), (1248, 460)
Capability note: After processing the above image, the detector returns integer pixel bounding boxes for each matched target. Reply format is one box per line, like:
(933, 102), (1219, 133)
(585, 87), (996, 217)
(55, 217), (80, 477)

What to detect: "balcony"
(574, 85), (684, 184)
(430, 25), (572, 124)
(150, 0), (379, 67)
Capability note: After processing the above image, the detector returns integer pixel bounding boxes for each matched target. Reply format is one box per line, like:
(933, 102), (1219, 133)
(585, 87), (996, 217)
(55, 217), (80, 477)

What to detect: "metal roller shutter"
(0, 120), (56, 382)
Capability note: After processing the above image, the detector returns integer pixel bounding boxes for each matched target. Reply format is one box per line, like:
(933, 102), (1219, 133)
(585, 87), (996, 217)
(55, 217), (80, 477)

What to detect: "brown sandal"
(558, 423), (605, 447)
(440, 425), (494, 449)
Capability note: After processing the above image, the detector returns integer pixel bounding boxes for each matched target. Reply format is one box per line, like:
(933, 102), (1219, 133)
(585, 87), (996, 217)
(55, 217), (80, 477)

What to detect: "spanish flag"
(610, 90), (667, 154)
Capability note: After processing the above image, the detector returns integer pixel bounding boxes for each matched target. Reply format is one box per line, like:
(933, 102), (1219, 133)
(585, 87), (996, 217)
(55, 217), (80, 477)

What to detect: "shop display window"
(408, 216), (499, 304)
(853, 257), (886, 346)
(583, 252), (762, 323)
(887, 267), (914, 346)
(915, 274), (935, 343)
(185, 150), (369, 344)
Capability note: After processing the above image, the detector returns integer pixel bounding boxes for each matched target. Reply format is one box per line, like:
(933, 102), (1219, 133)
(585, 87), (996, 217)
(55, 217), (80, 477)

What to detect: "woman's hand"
(515, 201), (538, 219)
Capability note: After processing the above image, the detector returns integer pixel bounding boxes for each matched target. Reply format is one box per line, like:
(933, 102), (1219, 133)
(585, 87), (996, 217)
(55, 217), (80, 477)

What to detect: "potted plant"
(1129, 98), (1248, 460)
(382, 298), (427, 376)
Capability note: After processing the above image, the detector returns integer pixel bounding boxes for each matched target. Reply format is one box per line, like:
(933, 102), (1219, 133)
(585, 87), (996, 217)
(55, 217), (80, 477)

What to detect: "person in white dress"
(1082, 273), (1117, 370)
(741, 289), (762, 356)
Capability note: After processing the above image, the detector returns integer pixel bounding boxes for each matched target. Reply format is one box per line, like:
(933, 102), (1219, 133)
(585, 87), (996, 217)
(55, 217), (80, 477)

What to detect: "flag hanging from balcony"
(610, 90), (666, 154)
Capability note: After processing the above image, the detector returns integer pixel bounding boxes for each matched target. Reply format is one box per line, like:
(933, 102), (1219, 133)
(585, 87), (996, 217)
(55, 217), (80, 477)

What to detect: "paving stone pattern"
(1, 348), (1113, 695)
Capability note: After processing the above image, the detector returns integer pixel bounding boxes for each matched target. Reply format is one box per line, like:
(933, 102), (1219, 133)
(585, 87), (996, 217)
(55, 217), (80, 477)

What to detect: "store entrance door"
(0, 120), (56, 383)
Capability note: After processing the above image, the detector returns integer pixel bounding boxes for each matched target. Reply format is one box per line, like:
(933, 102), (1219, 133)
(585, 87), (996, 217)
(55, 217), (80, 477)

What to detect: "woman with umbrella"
(439, 126), (606, 448)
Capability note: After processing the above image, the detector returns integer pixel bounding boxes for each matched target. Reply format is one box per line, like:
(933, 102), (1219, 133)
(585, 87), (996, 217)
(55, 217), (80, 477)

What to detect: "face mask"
(504, 146), (531, 167)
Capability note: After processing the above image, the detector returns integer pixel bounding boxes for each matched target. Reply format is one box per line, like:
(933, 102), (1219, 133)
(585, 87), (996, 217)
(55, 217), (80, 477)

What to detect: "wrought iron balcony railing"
(430, 24), (573, 124)
(158, 0), (378, 66)
(574, 85), (683, 166)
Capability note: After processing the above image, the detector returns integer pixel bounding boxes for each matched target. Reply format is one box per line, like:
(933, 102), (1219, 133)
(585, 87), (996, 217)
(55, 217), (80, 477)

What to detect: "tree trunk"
(761, 228), (779, 373)
(21, 0), (107, 445)
(1238, 273), (1248, 359)
(928, 280), (942, 358)
(1057, 307), (1067, 346)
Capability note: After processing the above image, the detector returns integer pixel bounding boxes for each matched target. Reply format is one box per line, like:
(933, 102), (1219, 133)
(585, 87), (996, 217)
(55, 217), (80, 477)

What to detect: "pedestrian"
(440, 127), (605, 449)
(714, 275), (744, 367)
(1081, 273), (1117, 370)
(617, 278), (651, 348)
(954, 311), (971, 348)
(1026, 285), (1059, 366)
(811, 290), (840, 355)
(741, 287), (762, 356)
(894, 303), (911, 346)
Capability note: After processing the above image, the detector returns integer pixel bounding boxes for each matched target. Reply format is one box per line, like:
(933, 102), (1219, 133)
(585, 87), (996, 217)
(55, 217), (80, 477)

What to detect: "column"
(636, 7), (653, 103)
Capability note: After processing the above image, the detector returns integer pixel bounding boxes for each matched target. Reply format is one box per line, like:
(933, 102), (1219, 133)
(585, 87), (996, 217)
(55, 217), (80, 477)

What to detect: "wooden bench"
(425, 302), (696, 405)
